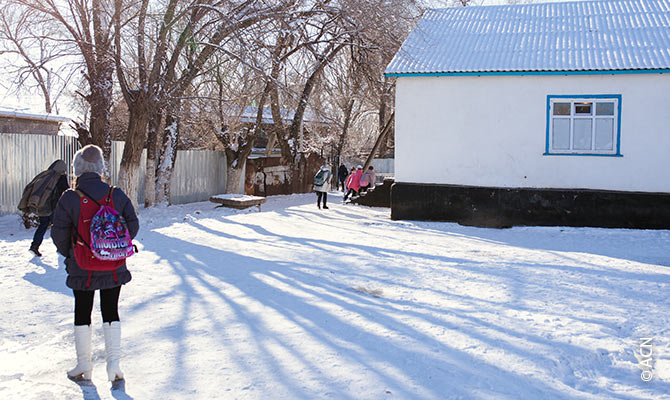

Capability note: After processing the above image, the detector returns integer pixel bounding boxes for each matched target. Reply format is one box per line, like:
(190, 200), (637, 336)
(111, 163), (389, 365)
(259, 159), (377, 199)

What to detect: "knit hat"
(73, 144), (105, 176)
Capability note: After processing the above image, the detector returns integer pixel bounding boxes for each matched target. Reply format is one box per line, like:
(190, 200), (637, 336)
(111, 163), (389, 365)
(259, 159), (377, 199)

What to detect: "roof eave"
(0, 110), (72, 123)
(385, 68), (670, 78)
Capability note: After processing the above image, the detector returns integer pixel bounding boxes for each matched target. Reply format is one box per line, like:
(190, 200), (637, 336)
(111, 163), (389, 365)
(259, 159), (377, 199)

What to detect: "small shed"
(385, 0), (670, 228)
(0, 108), (71, 135)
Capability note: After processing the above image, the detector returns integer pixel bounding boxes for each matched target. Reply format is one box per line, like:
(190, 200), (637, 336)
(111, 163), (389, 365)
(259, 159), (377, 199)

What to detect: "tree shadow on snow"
(124, 212), (670, 400)
(399, 219), (670, 269)
(23, 257), (71, 296)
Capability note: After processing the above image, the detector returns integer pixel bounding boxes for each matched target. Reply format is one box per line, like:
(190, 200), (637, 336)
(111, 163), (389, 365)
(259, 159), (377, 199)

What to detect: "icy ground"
(1, 192), (669, 399)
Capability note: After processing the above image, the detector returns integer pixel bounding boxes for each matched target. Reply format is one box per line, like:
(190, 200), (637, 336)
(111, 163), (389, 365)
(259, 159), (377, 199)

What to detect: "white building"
(385, 0), (670, 228)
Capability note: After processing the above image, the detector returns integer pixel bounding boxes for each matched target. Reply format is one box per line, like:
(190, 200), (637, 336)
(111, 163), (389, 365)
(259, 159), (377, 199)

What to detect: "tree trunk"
(90, 1), (114, 180)
(216, 85), (269, 194)
(264, 133), (277, 157)
(269, 79), (292, 163)
(337, 98), (354, 161)
(144, 111), (163, 207)
(156, 108), (179, 204)
(286, 43), (346, 157)
(118, 98), (151, 208)
(225, 162), (245, 194)
(42, 87), (52, 114)
(88, 68), (114, 181)
(363, 112), (395, 172)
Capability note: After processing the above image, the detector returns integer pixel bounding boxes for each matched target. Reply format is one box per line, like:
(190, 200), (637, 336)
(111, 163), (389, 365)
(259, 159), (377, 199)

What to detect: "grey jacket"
(51, 173), (139, 290)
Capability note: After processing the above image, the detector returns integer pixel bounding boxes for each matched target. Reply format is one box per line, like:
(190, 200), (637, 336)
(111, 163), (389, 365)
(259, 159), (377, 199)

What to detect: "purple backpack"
(87, 188), (134, 261)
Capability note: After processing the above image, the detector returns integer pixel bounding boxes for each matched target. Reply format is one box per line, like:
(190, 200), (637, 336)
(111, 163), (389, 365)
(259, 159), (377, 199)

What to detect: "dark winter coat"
(51, 175), (70, 212)
(51, 173), (139, 290)
(18, 160), (69, 216)
(338, 165), (348, 182)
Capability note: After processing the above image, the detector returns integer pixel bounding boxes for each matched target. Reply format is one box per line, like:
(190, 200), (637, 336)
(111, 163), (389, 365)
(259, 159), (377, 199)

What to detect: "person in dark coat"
(28, 160), (70, 256)
(337, 164), (348, 191)
(51, 144), (139, 382)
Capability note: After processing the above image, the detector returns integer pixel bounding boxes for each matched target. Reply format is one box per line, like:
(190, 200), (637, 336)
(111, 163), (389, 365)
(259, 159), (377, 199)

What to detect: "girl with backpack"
(51, 145), (139, 383)
(313, 164), (331, 209)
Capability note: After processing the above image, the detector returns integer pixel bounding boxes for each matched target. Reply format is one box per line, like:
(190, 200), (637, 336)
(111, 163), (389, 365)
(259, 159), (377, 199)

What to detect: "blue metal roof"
(385, 0), (670, 76)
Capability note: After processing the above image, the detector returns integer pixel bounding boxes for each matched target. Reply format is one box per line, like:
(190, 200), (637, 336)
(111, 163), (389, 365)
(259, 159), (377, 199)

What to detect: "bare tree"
(0, 4), (73, 114)
(154, 1), (305, 202)
(319, 52), (365, 168)
(14, 0), (117, 173)
(201, 0), (424, 192)
(111, 0), (298, 205)
(285, 0), (421, 170)
(253, 4), (354, 192)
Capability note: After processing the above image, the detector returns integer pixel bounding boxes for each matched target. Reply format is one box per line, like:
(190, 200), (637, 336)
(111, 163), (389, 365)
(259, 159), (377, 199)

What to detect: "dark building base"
(351, 178), (394, 207)
(391, 182), (670, 229)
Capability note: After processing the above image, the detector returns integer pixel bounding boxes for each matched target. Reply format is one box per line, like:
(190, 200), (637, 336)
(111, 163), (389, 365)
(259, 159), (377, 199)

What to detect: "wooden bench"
(209, 194), (266, 212)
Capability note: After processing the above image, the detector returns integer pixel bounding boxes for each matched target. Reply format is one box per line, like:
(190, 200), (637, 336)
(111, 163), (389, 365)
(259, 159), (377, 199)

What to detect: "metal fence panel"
(0, 133), (79, 216)
(110, 141), (227, 206)
(2, 136), (230, 215)
(170, 149), (227, 204)
(371, 158), (394, 174)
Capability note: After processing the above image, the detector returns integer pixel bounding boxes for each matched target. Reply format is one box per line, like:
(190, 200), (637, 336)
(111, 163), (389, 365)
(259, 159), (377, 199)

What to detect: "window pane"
(573, 119), (592, 150)
(552, 119), (570, 150)
(575, 103), (592, 115)
(553, 103), (571, 116)
(595, 119), (614, 150)
(596, 102), (615, 116)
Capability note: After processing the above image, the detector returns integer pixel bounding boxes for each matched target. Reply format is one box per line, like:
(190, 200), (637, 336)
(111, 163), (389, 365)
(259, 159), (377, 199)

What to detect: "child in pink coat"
(343, 165), (363, 202)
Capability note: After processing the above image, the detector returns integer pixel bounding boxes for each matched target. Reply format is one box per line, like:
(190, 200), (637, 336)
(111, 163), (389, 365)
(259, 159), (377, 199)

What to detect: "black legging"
(317, 191), (327, 207)
(73, 286), (121, 326)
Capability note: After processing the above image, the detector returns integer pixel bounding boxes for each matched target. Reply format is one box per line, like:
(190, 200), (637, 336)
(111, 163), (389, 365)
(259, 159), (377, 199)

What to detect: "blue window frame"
(545, 95), (622, 157)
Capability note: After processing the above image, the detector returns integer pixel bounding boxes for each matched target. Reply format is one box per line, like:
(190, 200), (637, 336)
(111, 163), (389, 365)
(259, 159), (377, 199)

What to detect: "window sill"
(543, 152), (623, 157)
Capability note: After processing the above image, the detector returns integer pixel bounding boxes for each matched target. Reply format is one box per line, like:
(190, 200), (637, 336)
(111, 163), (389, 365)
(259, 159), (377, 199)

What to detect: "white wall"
(395, 73), (670, 192)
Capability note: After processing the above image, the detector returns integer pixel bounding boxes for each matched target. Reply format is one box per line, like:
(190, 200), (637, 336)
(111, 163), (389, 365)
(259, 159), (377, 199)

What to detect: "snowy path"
(1, 193), (669, 399)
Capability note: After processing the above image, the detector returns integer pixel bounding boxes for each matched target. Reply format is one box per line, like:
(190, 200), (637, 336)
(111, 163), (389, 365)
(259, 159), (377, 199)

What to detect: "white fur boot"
(67, 325), (92, 380)
(103, 321), (124, 381)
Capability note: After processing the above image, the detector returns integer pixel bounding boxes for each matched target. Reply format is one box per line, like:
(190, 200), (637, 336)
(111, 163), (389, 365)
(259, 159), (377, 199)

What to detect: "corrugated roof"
(385, 0), (670, 75)
(0, 108), (71, 123)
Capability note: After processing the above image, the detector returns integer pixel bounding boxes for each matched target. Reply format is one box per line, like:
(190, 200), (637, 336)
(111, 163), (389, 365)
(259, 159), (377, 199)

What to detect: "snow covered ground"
(1, 192), (669, 400)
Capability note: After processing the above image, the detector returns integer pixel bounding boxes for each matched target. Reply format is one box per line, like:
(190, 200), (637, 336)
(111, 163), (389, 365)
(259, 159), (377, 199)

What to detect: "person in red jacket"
(343, 165), (363, 202)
